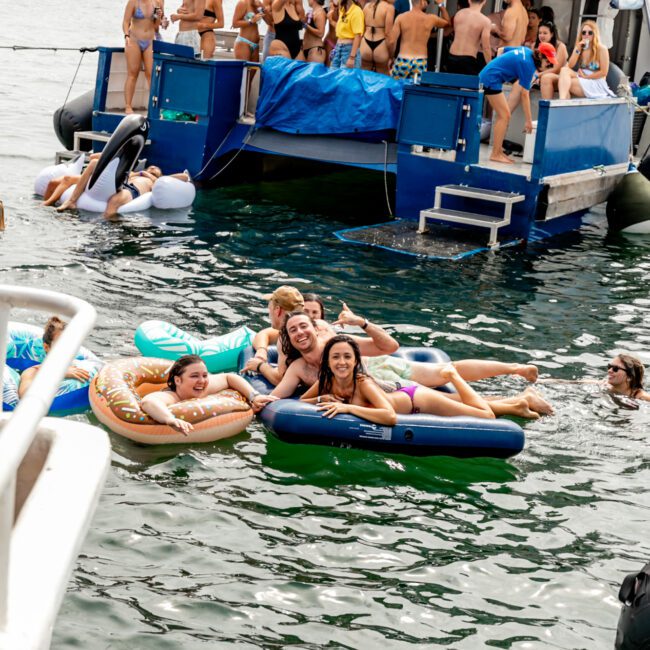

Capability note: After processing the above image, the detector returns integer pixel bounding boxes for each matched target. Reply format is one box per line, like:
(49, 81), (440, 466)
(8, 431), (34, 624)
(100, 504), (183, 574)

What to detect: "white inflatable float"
(33, 153), (85, 197)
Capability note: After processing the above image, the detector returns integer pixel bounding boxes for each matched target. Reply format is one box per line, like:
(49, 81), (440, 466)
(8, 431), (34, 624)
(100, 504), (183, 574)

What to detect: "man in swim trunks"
(172, 0), (206, 55)
(446, 0), (492, 75)
(57, 161), (163, 214)
(387, 0), (449, 81)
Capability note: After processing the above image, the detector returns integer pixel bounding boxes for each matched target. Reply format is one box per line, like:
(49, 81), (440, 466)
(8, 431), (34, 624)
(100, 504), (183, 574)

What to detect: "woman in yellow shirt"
(330, 0), (364, 69)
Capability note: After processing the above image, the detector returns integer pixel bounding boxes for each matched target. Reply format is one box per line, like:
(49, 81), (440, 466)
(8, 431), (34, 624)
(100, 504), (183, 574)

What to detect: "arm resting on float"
(141, 391), (193, 434)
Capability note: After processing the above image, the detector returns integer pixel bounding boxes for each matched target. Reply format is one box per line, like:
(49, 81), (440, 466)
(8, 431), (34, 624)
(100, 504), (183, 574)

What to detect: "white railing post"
(0, 286), (96, 639)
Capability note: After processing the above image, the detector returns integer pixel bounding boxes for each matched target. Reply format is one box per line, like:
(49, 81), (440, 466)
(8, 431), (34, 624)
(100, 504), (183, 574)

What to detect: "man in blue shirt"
(479, 43), (556, 164)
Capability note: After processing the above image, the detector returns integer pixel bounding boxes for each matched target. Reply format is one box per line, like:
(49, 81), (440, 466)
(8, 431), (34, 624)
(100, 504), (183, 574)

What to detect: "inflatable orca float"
(607, 167), (650, 234)
(615, 560), (650, 649)
(38, 114), (195, 214)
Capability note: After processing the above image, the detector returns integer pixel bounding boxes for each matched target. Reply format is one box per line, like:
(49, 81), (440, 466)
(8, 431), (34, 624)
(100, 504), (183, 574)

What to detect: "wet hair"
(616, 354), (645, 397)
(279, 310), (315, 367)
(318, 334), (365, 399)
(536, 20), (558, 48)
(302, 293), (326, 320)
(43, 316), (66, 347)
(313, 0), (325, 6)
(166, 354), (205, 391)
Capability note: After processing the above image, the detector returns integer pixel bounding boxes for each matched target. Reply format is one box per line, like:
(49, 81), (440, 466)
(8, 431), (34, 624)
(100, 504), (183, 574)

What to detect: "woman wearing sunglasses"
(557, 20), (615, 100)
(603, 355), (649, 401)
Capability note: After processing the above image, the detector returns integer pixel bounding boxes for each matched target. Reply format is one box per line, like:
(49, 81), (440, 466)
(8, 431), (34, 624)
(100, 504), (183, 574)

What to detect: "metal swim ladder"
(0, 286), (110, 650)
(418, 184), (525, 248)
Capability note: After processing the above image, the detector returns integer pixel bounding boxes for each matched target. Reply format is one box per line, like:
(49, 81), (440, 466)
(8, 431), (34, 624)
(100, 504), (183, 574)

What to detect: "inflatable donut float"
(135, 321), (254, 373)
(89, 357), (254, 444)
(4, 321), (103, 416)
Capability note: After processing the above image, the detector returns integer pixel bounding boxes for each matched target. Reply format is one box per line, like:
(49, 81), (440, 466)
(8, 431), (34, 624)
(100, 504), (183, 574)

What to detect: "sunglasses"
(607, 364), (628, 374)
(581, 29), (594, 35)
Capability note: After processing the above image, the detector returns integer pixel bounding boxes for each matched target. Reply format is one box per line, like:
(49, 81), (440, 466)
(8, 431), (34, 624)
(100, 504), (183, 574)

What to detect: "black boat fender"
(52, 90), (94, 151)
(606, 169), (650, 234)
(615, 561), (650, 649)
(87, 114), (149, 195)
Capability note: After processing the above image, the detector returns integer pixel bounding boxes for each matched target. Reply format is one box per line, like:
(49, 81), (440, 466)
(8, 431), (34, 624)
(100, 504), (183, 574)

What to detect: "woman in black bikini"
(303, 0), (327, 63)
(360, 0), (394, 75)
(198, 0), (224, 59)
(271, 0), (306, 59)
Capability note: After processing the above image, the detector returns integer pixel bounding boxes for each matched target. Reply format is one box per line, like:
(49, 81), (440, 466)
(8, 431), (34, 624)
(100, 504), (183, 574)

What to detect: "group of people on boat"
(23, 289), (649, 434)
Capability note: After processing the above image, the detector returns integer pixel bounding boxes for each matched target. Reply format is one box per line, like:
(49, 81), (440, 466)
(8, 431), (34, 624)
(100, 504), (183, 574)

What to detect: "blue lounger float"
(238, 345), (525, 459)
(3, 322), (102, 416)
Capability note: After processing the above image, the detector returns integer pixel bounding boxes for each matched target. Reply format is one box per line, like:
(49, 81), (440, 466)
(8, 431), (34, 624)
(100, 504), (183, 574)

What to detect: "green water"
(2, 8), (650, 643)
(2, 178), (649, 648)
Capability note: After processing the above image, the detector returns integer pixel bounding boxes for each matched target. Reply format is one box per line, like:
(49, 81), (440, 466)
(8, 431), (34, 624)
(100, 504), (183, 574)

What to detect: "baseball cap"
(262, 286), (305, 311)
(537, 42), (557, 65)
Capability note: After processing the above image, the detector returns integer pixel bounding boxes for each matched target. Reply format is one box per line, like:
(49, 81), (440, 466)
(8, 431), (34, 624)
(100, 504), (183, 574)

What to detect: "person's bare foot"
(507, 398), (540, 420)
(490, 152), (514, 164)
(125, 106), (134, 115)
(514, 364), (538, 382)
(523, 387), (554, 415)
(438, 363), (458, 382)
(56, 200), (76, 212)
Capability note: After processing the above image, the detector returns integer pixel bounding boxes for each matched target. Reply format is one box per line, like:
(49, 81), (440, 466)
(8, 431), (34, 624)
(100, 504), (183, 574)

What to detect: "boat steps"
(418, 184), (525, 248)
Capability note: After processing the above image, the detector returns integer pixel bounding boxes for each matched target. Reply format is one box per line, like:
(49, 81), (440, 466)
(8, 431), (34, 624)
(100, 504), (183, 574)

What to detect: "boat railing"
(0, 286), (110, 649)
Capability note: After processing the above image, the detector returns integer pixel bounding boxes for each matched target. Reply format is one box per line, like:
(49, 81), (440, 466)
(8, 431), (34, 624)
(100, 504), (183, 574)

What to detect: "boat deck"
(335, 219), (522, 261)
(476, 143), (532, 177)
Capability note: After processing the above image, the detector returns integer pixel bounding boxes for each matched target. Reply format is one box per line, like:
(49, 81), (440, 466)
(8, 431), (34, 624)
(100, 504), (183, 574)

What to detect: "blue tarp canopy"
(255, 57), (404, 135)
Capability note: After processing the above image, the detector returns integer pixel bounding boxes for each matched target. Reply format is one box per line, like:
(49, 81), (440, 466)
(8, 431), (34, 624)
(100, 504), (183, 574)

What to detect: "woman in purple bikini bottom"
(300, 335), (501, 424)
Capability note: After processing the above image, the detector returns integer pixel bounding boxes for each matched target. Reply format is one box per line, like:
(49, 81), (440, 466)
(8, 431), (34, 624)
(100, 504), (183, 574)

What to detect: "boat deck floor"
(335, 219), (522, 260)
(475, 143), (532, 176)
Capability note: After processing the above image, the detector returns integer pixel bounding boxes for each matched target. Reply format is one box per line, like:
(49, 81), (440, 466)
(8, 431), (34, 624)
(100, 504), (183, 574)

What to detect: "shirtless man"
(495, 0), (527, 48)
(387, 0), (449, 81)
(56, 158), (190, 218)
(242, 287), (399, 386)
(271, 311), (552, 417)
(447, 0), (492, 75)
(244, 285), (542, 391)
(171, 0), (207, 55)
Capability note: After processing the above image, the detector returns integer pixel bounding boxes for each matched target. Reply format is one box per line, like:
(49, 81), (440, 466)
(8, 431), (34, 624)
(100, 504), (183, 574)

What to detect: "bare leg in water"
(57, 158), (99, 211)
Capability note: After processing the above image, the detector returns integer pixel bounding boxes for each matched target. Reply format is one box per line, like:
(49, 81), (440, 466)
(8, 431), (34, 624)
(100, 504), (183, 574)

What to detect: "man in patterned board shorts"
(387, 0), (450, 81)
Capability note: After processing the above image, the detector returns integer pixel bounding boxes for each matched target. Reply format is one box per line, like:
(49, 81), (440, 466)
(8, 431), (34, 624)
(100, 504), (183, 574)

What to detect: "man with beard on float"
(266, 311), (552, 418)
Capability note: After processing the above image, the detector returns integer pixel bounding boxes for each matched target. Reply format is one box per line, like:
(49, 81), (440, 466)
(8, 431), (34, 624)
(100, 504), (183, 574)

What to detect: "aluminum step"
(437, 184), (525, 204)
(418, 208), (507, 248)
(419, 207), (505, 227)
